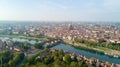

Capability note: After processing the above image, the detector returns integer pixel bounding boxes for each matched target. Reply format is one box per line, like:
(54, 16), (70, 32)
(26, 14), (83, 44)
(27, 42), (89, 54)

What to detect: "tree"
(43, 57), (52, 64)
(98, 39), (106, 43)
(9, 52), (25, 67)
(54, 63), (61, 67)
(89, 65), (95, 67)
(58, 50), (63, 55)
(70, 61), (78, 67)
(34, 43), (43, 49)
(0, 50), (12, 66)
(8, 60), (15, 67)
(74, 38), (85, 43)
(63, 55), (72, 64)
(78, 62), (82, 67)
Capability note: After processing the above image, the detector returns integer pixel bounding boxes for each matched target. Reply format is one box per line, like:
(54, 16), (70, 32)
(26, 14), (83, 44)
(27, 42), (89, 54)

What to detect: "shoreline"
(63, 39), (120, 58)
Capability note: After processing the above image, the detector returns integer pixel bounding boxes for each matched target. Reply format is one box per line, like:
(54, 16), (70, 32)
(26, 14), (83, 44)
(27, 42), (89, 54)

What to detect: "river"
(0, 37), (41, 44)
(51, 43), (120, 64)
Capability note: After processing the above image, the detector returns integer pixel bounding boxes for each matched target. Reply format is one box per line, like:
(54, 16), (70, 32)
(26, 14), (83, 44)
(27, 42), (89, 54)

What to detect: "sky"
(0, 0), (120, 22)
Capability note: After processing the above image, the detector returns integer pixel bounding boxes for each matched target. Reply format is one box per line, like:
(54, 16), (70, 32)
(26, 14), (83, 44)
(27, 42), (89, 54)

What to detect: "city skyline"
(0, 0), (120, 22)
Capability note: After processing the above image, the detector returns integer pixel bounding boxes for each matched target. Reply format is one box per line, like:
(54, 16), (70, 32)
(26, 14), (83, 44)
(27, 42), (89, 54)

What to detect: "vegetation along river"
(51, 43), (120, 64)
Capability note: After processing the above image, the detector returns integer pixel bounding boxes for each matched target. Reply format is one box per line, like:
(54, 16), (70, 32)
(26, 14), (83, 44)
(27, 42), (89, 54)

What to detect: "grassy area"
(18, 36), (47, 41)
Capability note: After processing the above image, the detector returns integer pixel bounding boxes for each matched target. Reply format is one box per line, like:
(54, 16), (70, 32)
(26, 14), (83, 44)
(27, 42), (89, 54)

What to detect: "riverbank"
(51, 43), (120, 65)
(0, 35), (48, 41)
(63, 39), (120, 58)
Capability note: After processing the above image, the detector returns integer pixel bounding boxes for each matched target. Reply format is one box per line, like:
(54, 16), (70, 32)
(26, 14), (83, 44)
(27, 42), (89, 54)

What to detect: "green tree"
(70, 61), (78, 67)
(63, 55), (72, 64)
(89, 65), (95, 67)
(8, 60), (15, 67)
(34, 43), (43, 49)
(78, 62), (82, 67)
(9, 52), (24, 67)
(54, 63), (61, 67)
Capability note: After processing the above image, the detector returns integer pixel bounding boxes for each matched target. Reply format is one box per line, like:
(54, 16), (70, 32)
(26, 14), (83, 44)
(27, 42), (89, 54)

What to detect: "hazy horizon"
(0, 0), (120, 22)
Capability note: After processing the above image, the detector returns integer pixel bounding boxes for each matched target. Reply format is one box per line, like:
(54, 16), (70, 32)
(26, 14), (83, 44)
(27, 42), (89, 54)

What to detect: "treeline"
(0, 51), (24, 67)
(8, 52), (24, 67)
(0, 51), (12, 67)
(74, 38), (120, 51)
(14, 41), (31, 51)
(14, 41), (44, 51)
(21, 49), (95, 67)
(34, 43), (43, 49)
(21, 49), (49, 67)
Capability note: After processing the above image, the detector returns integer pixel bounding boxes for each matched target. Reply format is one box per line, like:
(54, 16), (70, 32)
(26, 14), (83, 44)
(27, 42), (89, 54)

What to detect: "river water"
(51, 43), (120, 64)
(0, 37), (41, 44)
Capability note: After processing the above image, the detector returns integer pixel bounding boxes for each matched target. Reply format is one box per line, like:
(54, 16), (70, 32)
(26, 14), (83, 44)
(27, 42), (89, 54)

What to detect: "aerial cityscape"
(0, 22), (120, 67)
(0, 0), (120, 67)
